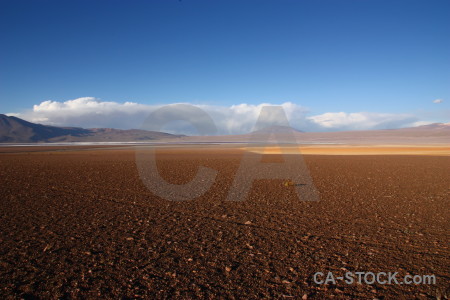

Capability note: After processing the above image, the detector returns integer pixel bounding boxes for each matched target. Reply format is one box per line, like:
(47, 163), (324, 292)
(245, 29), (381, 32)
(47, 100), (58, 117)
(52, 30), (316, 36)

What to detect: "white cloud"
(410, 121), (434, 127)
(307, 112), (418, 131)
(433, 99), (443, 104)
(196, 102), (310, 135)
(14, 97), (153, 130)
(9, 97), (423, 134)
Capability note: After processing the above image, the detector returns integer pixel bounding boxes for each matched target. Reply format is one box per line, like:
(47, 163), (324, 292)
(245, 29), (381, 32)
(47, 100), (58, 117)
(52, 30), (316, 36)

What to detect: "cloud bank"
(433, 98), (443, 104)
(8, 97), (422, 135)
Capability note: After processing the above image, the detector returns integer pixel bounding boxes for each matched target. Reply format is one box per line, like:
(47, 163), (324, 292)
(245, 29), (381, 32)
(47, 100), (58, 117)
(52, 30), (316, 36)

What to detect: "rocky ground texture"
(0, 146), (449, 298)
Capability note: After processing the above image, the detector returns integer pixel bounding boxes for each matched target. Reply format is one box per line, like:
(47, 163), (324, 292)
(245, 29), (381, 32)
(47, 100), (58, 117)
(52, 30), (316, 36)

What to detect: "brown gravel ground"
(0, 146), (449, 299)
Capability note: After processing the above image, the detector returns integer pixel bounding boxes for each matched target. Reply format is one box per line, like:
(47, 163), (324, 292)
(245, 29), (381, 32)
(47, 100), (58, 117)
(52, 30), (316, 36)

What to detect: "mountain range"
(0, 114), (182, 143)
(0, 114), (449, 144)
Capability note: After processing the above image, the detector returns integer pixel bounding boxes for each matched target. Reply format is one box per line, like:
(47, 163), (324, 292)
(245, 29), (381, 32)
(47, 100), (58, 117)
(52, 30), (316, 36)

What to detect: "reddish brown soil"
(0, 146), (449, 298)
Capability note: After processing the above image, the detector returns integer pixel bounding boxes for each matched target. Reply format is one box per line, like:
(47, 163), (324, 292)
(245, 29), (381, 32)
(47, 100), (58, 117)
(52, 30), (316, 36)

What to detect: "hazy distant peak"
(413, 122), (450, 129)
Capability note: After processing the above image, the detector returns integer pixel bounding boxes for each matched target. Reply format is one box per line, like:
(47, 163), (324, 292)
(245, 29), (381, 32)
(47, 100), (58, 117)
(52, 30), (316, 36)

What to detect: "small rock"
(302, 294), (308, 300)
(244, 221), (252, 225)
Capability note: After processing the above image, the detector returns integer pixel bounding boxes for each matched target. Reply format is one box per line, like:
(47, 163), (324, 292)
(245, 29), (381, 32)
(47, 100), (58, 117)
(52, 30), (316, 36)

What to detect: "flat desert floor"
(0, 145), (449, 298)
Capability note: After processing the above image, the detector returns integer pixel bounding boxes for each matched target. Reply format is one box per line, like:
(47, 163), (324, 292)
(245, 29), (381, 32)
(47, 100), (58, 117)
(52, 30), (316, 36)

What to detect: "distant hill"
(0, 114), (182, 143)
(251, 125), (303, 134)
(175, 122), (450, 144)
(295, 122), (450, 144)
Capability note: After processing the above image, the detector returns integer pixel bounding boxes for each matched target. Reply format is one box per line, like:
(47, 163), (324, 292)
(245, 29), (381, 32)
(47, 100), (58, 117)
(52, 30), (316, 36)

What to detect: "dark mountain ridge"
(0, 114), (182, 143)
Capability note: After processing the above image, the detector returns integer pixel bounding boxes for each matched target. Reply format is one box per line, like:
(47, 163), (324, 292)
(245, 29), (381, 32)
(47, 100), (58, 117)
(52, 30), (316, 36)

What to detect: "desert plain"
(0, 144), (449, 298)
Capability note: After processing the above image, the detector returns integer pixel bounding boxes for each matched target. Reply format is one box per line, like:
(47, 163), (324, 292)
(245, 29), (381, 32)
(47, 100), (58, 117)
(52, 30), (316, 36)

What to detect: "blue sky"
(1, 0), (449, 132)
